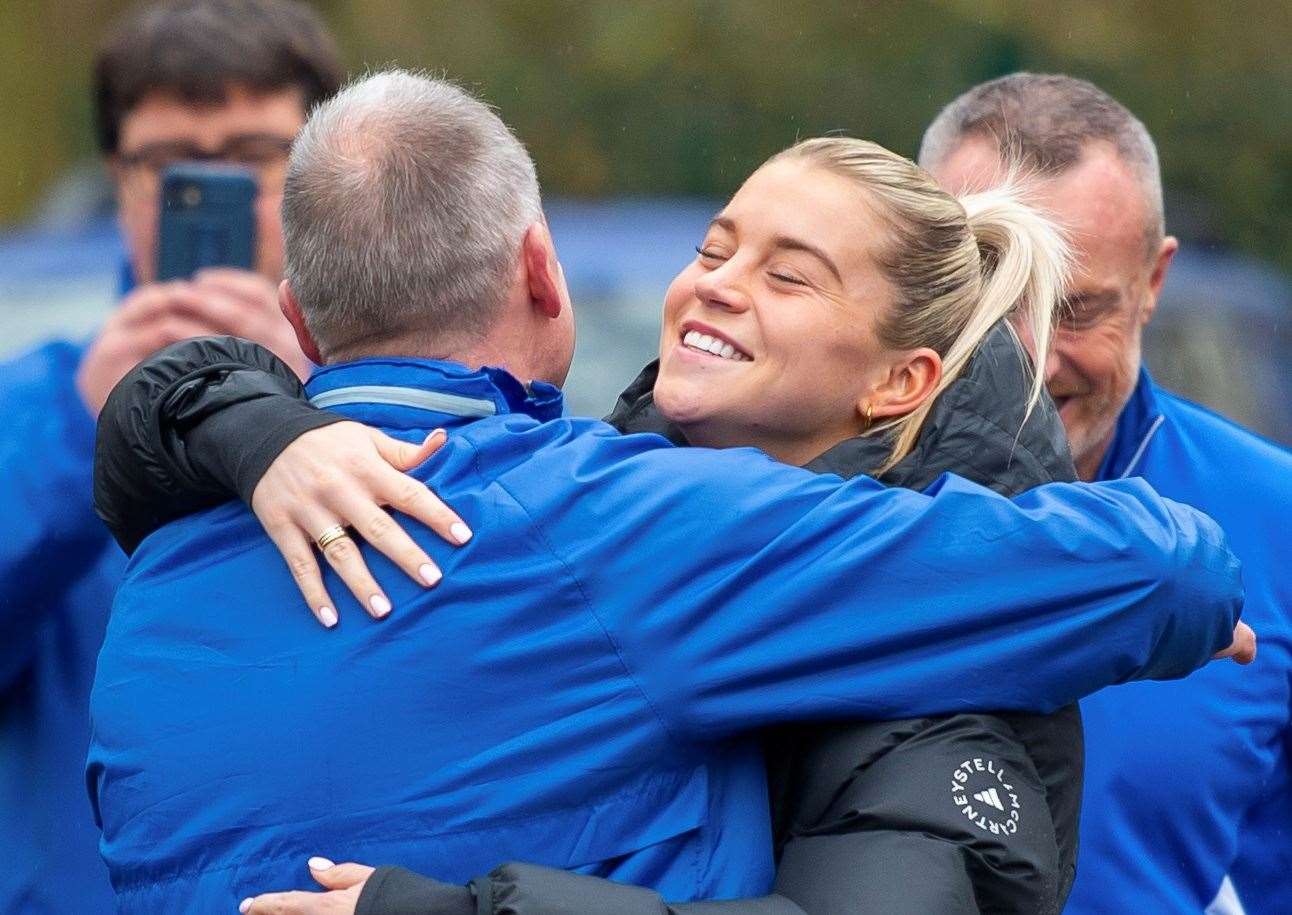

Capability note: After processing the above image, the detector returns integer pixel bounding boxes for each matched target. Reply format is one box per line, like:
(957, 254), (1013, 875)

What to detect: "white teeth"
(681, 329), (749, 361)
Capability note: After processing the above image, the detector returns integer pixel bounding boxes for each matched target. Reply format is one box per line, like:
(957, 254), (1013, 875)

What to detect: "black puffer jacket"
(93, 324), (1082, 914)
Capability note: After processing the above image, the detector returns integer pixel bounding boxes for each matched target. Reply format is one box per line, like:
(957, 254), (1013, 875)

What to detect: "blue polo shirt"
(0, 340), (120, 913)
(87, 358), (1241, 913)
(1066, 369), (1292, 913)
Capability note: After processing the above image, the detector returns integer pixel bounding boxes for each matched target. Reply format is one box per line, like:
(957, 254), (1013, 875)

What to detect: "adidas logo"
(951, 757), (1021, 837)
(973, 787), (1005, 811)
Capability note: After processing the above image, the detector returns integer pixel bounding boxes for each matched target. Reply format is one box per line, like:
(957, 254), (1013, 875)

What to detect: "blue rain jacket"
(87, 358), (1242, 913)
(1066, 369), (1292, 915)
(0, 340), (121, 913)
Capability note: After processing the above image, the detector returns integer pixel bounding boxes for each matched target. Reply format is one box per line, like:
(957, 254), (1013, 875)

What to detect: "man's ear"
(865, 348), (943, 423)
(1141, 234), (1178, 326)
(279, 280), (323, 364)
(521, 221), (565, 320)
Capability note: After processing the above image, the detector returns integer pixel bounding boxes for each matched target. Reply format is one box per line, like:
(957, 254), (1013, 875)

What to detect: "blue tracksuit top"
(1066, 370), (1292, 914)
(87, 357), (1242, 913)
(0, 340), (121, 913)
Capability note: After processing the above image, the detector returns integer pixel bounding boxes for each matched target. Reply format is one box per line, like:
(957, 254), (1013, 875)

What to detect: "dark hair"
(93, 0), (345, 154)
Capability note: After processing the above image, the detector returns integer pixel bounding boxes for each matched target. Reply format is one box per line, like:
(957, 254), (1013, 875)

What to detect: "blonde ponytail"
(945, 182), (1071, 434)
(773, 138), (1070, 472)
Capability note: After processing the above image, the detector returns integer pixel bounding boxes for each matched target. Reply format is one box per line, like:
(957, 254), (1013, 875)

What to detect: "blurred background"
(1, 0), (1288, 434)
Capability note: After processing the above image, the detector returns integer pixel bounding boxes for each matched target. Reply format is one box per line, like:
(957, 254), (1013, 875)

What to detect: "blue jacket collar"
(304, 357), (564, 429)
(1096, 367), (1166, 480)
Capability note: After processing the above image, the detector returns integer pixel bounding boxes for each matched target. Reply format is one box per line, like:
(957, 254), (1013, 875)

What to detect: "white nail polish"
(319, 606), (338, 628)
(369, 594), (392, 618)
(420, 563), (442, 586)
(451, 521), (473, 544)
(308, 856), (335, 871)
(239, 899), (253, 914)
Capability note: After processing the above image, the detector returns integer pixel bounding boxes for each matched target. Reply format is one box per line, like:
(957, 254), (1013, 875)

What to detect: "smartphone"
(155, 163), (257, 281)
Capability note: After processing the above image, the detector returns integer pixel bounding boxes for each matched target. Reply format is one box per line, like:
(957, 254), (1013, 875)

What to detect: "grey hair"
(918, 72), (1164, 256)
(283, 69), (542, 357)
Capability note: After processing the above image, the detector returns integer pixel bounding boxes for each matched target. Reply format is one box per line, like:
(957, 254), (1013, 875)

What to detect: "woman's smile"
(676, 320), (753, 363)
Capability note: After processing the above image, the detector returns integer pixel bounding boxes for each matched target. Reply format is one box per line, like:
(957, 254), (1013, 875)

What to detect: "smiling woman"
(654, 137), (1069, 471)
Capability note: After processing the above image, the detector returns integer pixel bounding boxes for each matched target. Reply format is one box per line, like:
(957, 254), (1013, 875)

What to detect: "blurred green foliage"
(2, 0), (1288, 268)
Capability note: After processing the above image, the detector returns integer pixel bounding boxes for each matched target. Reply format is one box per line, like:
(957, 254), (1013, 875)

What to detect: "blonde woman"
(96, 137), (1247, 914)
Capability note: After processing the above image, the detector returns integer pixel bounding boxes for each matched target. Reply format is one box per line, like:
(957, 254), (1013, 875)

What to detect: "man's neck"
(326, 334), (540, 388)
(1076, 427), (1117, 481)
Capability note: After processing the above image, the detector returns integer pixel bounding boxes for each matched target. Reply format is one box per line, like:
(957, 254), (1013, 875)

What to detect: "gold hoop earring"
(864, 402), (875, 431)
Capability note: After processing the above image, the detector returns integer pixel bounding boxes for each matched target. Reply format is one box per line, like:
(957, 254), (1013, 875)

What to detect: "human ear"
(864, 348), (943, 422)
(279, 280), (323, 364)
(522, 221), (565, 320)
(1142, 235), (1178, 325)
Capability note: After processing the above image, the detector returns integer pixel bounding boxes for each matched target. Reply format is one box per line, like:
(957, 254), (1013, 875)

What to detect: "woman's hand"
(250, 422), (473, 627)
(1213, 621), (1257, 664)
(240, 859), (372, 914)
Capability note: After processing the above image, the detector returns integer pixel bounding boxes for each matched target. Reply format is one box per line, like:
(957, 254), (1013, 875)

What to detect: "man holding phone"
(0, 2), (342, 910)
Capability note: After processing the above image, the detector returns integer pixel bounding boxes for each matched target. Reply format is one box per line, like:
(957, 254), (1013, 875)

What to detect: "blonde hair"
(772, 137), (1070, 472)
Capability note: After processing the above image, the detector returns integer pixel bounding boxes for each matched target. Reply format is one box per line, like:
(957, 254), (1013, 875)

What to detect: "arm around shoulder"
(93, 335), (341, 553)
(511, 442), (1242, 736)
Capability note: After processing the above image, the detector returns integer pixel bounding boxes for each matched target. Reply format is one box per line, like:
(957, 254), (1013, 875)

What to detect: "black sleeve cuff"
(485, 862), (665, 913)
(186, 388), (343, 505)
(353, 861), (802, 915)
(356, 866), (475, 915)
(93, 335), (337, 553)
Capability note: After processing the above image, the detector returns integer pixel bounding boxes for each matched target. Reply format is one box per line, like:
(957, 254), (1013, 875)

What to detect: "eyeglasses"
(116, 134), (295, 199)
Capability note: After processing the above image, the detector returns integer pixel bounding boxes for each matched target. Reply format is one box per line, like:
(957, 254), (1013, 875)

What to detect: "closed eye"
(770, 271), (808, 287)
(1059, 292), (1119, 329)
(696, 246), (728, 263)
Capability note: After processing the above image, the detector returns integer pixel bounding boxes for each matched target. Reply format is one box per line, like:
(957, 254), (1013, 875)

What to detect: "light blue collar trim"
(1098, 368), (1166, 481)
(1117, 414), (1165, 479)
(309, 384), (497, 418)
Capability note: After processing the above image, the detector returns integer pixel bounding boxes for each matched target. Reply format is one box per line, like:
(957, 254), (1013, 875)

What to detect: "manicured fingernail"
(420, 563), (442, 587)
(239, 899), (253, 914)
(308, 856), (335, 871)
(451, 521), (473, 544)
(369, 594), (392, 618)
(319, 606), (338, 628)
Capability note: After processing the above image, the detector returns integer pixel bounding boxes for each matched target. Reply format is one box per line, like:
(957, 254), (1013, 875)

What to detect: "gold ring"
(315, 524), (351, 551)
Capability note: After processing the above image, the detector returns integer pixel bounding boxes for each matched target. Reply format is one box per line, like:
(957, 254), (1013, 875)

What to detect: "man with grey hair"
(920, 72), (1292, 914)
(282, 73), (544, 363)
(86, 69), (1247, 913)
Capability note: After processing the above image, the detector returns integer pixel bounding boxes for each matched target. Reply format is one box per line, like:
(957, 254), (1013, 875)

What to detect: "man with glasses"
(0, 2), (341, 910)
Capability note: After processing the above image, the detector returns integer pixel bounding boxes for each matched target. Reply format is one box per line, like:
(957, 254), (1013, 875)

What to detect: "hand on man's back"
(77, 267), (310, 416)
(240, 859), (373, 915)
(1213, 621), (1256, 665)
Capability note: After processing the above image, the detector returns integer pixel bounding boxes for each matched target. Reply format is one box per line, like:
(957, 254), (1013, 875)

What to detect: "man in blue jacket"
(86, 70), (1248, 914)
(0, 2), (341, 910)
(922, 72), (1292, 914)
